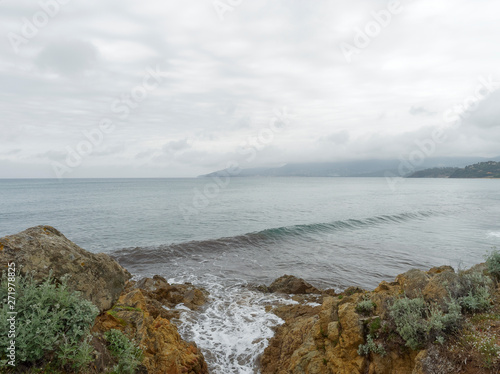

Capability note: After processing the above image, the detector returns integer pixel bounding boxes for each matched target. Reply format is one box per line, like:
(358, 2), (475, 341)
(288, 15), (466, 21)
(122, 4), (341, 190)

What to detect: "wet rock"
(268, 274), (321, 294)
(0, 225), (130, 312)
(134, 276), (208, 310)
(271, 303), (322, 323)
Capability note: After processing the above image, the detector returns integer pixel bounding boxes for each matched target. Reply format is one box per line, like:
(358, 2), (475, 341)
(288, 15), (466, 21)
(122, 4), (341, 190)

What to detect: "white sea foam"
(168, 274), (291, 373)
(174, 303), (191, 311)
(488, 231), (500, 238)
(306, 302), (322, 307)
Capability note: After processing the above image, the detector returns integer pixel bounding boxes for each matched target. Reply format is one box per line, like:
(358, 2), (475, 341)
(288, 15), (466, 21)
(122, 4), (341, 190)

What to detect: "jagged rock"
(94, 287), (208, 374)
(260, 309), (319, 373)
(134, 275), (208, 310)
(268, 274), (321, 294)
(263, 289), (403, 373)
(262, 292), (367, 374)
(0, 225), (130, 312)
(261, 264), (498, 374)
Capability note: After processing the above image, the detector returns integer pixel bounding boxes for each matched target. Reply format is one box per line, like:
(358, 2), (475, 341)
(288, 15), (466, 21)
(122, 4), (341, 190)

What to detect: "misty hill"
(200, 156), (500, 178)
(407, 167), (459, 178)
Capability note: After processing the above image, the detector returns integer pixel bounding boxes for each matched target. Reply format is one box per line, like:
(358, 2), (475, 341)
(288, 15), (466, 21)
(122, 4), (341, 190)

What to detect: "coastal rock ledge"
(0, 226), (208, 374)
(260, 265), (500, 374)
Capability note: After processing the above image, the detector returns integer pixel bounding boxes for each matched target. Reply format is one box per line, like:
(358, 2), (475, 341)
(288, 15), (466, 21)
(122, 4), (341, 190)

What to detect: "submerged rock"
(0, 225), (130, 312)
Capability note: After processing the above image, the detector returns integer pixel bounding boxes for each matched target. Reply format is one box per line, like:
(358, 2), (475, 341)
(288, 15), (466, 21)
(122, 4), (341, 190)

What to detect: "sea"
(1, 177), (499, 373)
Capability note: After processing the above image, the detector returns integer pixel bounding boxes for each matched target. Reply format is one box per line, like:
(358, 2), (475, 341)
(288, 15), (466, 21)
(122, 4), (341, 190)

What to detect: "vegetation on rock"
(355, 297), (376, 316)
(103, 329), (143, 374)
(0, 271), (99, 372)
(261, 250), (500, 374)
(0, 227), (209, 374)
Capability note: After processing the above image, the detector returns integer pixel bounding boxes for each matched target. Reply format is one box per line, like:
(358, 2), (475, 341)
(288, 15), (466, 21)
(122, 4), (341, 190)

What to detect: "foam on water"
(488, 231), (500, 238)
(167, 274), (295, 373)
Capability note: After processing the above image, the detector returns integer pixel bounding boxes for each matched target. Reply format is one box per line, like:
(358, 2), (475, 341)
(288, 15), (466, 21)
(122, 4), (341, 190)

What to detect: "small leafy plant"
(356, 298), (376, 316)
(358, 335), (386, 356)
(104, 329), (143, 374)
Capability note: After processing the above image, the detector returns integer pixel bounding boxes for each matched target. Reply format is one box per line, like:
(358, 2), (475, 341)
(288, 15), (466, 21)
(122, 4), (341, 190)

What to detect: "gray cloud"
(409, 106), (436, 116)
(0, 0), (499, 177)
(163, 138), (191, 153)
(36, 39), (100, 76)
(324, 131), (350, 145)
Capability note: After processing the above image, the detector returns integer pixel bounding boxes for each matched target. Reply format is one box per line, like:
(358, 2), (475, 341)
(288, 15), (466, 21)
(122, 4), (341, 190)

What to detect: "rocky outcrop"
(134, 275), (207, 311)
(264, 274), (322, 294)
(0, 225), (130, 312)
(0, 226), (209, 374)
(94, 285), (208, 374)
(260, 265), (500, 374)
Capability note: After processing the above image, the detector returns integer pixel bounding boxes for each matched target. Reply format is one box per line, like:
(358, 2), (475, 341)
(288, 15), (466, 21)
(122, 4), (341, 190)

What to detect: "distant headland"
(408, 161), (500, 178)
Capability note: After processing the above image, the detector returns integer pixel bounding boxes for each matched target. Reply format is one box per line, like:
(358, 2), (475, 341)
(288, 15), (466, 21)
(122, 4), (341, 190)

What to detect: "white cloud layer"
(0, 0), (499, 177)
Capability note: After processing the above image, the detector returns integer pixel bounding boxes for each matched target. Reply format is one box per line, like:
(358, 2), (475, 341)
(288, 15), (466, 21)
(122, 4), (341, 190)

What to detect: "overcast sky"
(1, 0), (499, 178)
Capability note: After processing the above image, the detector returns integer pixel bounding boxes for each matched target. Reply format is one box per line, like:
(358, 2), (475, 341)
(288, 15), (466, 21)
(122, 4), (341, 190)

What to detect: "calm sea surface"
(1, 177), (499, 372)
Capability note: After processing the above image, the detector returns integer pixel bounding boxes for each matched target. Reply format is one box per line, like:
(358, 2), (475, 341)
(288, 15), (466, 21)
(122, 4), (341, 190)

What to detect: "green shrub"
(389, 296), (427, 350)
(486, 249), (500, 281)
(104, 329), (143, 374)
(356, 298), (376, 316)
(426, 299), (462, 343)
(0, 271), (98, 371)
(459, 287), (492, 313)
(449, 271), (493, 313)
(357, 335), (386, 356)
(388, 296), (462, 350)
(448, 271), (487, 298)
